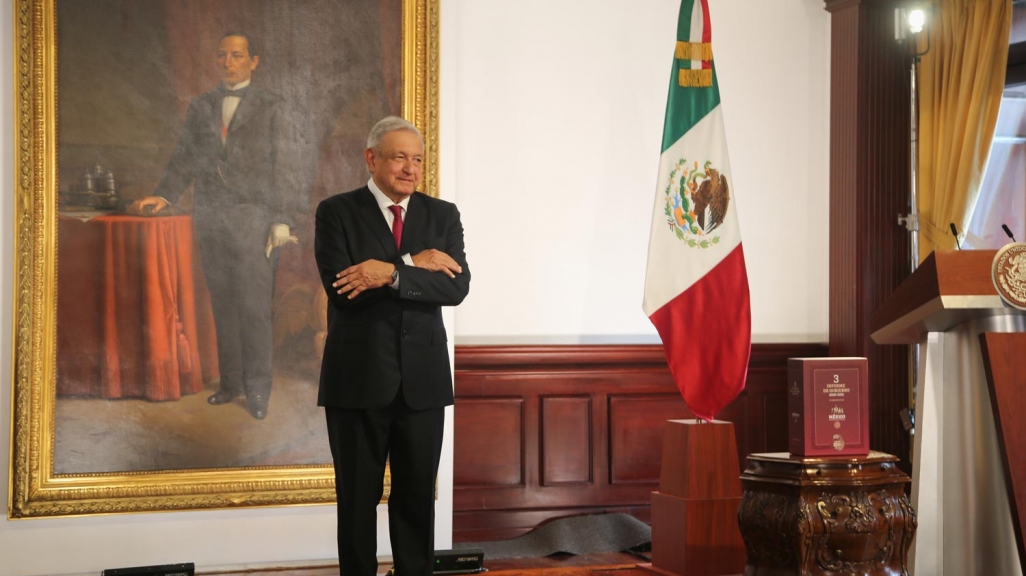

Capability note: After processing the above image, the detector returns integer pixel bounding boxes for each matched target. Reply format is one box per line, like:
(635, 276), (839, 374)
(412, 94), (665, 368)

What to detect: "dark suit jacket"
(314, 187), (470, 410)
(154, 85), (300, 225)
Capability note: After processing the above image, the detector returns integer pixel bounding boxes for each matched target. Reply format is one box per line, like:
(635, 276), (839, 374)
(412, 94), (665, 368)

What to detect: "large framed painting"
(10, 0), (438, 518)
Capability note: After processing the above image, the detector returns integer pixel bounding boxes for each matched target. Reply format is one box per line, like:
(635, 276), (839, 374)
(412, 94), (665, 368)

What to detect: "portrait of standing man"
(130, 32), (301, 420)
(315, 116), (470, 576)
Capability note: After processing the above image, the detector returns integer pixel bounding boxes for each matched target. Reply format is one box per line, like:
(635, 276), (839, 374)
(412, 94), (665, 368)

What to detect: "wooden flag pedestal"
(639, 419), (745, 576)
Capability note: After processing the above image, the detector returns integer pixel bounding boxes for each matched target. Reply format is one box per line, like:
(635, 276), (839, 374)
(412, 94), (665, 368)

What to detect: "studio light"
(895, 5), (931, 43)
(894, 2), (932, 445)
(908, 9), (927, 34)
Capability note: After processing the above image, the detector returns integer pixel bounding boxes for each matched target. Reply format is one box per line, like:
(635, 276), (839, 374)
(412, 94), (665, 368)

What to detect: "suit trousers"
(194, 204), (275, 399)
(325, 391), (445, 576)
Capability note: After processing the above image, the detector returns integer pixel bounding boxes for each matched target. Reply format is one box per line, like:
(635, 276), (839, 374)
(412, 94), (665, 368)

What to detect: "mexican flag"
(642, 0), (751, 422)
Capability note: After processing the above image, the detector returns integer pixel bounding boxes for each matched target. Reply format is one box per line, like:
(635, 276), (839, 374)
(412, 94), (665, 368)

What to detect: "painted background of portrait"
(53, 0), (402, 474)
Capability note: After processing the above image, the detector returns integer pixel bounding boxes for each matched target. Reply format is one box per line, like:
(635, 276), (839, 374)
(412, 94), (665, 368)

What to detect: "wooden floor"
(201, 553), (648, 576)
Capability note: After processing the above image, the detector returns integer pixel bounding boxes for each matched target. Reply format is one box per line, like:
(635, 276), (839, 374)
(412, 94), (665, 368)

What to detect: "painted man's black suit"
(154, 84), (300, 406)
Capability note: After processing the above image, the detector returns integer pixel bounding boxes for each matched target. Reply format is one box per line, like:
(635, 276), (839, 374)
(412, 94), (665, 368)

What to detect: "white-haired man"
(314, 116), (470, 576)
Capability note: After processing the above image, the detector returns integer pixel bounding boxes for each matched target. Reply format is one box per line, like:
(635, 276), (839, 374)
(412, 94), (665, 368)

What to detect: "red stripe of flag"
(648, 245), (751, 421)
(701, 0), (712, 70)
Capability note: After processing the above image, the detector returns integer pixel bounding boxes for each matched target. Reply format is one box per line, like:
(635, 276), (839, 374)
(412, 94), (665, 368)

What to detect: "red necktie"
(388, 205), (404, 249)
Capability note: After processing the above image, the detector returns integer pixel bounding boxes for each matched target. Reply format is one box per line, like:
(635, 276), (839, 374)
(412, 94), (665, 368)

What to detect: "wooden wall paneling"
(454, 370), (673, 511)
(608, 394), (692, 485)
(453, 397), (525, 487)
(540, 396), (593, 486)
(759, 387), (790, 454)
(825, 0), (912, 471)
(452, 343), (828, 542)
(743, 366), (789, 456)
(591, 380), (611, 509)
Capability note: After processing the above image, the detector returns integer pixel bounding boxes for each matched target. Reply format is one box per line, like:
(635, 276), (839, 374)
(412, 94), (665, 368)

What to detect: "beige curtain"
(917, 0), (1010, 261)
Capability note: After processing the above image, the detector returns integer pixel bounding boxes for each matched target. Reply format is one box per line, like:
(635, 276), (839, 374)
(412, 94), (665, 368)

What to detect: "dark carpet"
(454, 513), (652, 560)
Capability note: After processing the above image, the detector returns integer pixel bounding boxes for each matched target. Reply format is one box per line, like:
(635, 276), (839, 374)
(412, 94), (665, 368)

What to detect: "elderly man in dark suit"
(130, 32), (300, 420)
(314, 116), (470, 576)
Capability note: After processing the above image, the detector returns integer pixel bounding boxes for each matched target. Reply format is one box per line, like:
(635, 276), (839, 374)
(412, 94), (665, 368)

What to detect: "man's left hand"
(412, 249), (462, 278)
(333, 260), (396, 299)
(265, 223), (299, 258)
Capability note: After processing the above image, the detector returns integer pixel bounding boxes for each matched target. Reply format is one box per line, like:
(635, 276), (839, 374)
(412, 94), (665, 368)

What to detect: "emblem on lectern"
(992, 242), (1026, 311)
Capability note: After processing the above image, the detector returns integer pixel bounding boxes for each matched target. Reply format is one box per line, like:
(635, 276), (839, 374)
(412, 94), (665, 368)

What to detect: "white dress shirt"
(221, 78), (250, 143)
(368, 178), (414, 288)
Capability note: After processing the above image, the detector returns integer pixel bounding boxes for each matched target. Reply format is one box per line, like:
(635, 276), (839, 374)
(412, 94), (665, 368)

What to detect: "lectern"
(871, 249), (1026, 576)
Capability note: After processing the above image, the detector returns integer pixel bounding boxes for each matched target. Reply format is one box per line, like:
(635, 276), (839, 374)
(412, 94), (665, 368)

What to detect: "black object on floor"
(454, 513), (651, 560)
(434, 547), (486, 574)
(626, 542), (652, 562)
(102, 563), (195, 576)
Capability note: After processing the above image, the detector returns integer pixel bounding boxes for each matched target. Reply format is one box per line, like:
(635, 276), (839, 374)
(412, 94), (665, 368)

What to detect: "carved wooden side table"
(738, 452), (916, 576)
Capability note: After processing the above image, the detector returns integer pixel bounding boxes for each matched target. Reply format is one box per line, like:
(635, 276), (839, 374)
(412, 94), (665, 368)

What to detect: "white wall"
(1, 1), (829, 575)
(451, 0), (830, 344)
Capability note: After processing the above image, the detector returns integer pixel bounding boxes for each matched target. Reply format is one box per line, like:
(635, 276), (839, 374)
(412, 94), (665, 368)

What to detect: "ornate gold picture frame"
(10, 0), (438, 518)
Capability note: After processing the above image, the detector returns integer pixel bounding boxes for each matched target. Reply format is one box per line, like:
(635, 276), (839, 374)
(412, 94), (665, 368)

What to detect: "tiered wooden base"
(640, 419), (746, 576)
(738, 452), (916, 576)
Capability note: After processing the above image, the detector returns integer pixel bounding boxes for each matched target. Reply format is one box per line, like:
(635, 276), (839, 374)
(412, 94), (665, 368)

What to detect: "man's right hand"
(127, 196), (170, 216)
(412, 249), (462, 278)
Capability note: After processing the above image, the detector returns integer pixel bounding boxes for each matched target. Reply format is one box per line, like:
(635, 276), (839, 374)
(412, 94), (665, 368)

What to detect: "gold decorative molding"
(404, 0), (441, 197)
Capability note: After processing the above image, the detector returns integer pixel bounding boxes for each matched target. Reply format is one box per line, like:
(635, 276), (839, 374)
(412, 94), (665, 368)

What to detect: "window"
(963, 90), (1026, 249)
(963, 6), (1026, 250)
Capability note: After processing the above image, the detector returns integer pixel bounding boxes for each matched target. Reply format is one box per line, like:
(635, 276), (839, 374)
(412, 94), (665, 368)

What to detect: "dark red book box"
(788, 357), (870, 457)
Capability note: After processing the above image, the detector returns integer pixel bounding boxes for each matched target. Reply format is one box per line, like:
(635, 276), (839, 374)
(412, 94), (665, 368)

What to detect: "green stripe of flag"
(676, 0), (695, 41)
(660, 0), (721, 153)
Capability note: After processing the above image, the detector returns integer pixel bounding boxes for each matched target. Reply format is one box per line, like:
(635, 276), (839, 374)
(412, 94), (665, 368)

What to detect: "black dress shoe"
(207, 389), (240, 405)
(247, 395), (268, 420)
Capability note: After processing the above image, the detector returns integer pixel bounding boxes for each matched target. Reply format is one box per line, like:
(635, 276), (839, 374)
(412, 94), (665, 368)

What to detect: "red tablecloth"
(57, 214), (219, 400)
